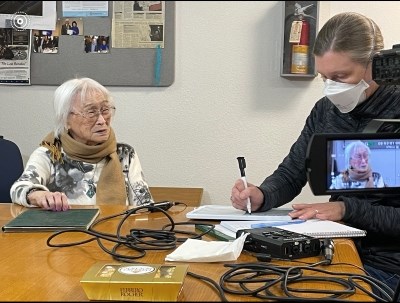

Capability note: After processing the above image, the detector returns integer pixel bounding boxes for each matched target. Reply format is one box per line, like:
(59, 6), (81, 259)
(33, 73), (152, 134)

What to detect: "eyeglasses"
(70, 106), (116, 121)
(351, 153), (369, 161)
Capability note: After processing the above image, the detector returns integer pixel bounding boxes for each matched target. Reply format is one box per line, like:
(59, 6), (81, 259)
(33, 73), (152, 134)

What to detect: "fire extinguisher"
(290, 3), (315, 74)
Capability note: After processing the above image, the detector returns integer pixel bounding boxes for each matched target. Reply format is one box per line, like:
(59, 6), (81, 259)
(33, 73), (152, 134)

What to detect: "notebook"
(2, 208), (100, 233)
(276, 219), (366, 239)
(186, 205), (292, 221)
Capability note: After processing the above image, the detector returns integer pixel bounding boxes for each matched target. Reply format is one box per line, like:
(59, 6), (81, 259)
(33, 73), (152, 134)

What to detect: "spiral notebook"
(276, 219), (366, 239)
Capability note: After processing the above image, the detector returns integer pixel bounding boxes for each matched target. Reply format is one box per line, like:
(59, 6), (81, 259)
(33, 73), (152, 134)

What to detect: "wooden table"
(0, 203), (374, 301)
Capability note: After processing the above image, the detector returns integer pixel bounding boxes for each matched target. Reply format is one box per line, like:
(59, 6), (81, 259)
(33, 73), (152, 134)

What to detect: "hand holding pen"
(237, 157), (252, 214)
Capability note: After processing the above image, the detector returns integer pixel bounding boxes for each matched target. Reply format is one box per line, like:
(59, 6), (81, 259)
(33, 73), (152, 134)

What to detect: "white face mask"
(323, 79), (370, 113)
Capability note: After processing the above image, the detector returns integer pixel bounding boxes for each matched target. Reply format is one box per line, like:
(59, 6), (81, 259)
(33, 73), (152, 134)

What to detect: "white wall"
(1, 1), (399, 206)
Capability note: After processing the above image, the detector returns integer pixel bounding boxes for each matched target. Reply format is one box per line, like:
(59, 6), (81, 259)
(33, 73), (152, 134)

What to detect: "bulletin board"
(30, 1), (175, 87)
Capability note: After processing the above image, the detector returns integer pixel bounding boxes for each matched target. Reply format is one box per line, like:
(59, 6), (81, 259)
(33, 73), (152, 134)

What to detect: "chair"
(0, 136), (23, 202)
(149, 186), (203, 207)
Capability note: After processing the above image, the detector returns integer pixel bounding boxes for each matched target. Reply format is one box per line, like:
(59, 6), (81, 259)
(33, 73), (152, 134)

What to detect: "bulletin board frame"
(30, 1), (175, 87)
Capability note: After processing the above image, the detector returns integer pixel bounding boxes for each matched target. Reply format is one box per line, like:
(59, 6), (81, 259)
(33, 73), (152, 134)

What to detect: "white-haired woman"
(330, 140), (384, 189)
(11, 77), (153, 211)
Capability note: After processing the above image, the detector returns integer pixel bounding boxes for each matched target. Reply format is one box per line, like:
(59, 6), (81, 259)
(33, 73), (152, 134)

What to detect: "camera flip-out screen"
(306, 133), (400, 195)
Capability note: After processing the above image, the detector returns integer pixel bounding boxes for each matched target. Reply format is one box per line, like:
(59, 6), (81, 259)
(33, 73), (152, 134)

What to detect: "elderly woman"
(330, 140), (385, 189)
(11, 77), (153, 211)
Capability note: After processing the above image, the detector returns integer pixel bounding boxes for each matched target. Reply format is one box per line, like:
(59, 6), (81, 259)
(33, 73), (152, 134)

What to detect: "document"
(112, 1), (165, 48)
(0, 28), (31, 85)
(186, 205), (293, 221)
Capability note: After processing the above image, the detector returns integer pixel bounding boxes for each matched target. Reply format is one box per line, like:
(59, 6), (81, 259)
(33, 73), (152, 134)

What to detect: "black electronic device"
(306, 132), (400, 195)
(372, 44), (400, 85)
(237, 226), (321, 259)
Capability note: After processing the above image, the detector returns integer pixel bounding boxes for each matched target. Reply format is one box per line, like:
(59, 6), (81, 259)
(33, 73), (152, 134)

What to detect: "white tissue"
(165, 232), (248, 262)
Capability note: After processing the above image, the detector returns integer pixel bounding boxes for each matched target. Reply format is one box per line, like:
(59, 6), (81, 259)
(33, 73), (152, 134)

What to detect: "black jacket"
(258, 85), (400, 274)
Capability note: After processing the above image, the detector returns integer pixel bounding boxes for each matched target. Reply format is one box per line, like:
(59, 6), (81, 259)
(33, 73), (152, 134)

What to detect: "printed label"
(118, 265), (156, 275)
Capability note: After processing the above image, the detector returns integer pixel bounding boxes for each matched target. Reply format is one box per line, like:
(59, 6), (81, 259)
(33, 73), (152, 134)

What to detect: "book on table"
(2, 208), (100, 233)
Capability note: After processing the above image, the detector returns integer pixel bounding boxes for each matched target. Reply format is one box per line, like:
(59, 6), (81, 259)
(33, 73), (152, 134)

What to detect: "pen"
(250, 219), (305, 229)
(237, 157), (251, 214)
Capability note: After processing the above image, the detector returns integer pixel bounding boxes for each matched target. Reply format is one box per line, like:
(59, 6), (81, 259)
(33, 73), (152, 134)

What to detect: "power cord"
(219, 260), (394, 301)
(187, 271), (228, 302)
(47, 204), (192, 262)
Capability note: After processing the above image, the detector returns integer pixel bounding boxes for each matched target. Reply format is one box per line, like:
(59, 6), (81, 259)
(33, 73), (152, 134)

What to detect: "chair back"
(149, 186), (203, 207)
(0, 136), (23, 202)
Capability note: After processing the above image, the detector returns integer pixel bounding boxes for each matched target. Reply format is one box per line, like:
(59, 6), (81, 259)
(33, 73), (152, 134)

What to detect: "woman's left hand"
(288, 202), (345, 221)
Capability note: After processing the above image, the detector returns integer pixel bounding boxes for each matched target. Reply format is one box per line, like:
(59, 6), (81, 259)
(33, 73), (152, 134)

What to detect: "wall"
(1, 1), (399, 206)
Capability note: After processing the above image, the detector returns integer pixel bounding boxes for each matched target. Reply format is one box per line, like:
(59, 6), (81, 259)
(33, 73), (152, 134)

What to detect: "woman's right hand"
(28, 190), (70, 211)
(230, 179), (264, 212)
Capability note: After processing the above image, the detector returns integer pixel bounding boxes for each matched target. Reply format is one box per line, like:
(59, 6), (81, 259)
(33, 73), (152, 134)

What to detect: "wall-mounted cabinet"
(281, 1), (319, 79)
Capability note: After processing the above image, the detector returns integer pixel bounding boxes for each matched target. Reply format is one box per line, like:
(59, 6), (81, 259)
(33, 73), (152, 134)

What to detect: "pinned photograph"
(58, 17), (83, 36)
(32, 30), (58, 53)
(133, 1), (162, 12)
(84, 35), (109, 53)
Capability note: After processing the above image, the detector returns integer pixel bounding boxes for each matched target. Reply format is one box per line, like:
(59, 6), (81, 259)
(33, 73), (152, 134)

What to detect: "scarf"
(41, 128), (126, 204)
(342, 167), (374, 188)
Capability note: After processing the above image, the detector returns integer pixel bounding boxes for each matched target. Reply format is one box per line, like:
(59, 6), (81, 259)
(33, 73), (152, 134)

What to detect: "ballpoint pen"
(250, 219), (305, 229)
(237, 157), (251, 214)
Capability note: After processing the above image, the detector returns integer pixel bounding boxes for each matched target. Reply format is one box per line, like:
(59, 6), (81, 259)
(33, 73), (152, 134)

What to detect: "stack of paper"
(186, 205), (293, 221)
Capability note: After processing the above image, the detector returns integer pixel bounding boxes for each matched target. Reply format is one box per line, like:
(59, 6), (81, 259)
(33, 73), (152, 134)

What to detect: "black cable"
(348, 274), (394, 302)
(187, 271), (228, 302)
(162, 221), (216, 242)
(283, 265), (355, 298)
(218, 261), (393, 301)
(46, 206), (218, 261)
(272, 259), (395, 301)
(47, 205), (178, 261)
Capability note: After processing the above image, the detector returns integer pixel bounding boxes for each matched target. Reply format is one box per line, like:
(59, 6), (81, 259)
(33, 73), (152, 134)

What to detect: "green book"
(195, 224), (235, 241)
(2, 208), (100, 233)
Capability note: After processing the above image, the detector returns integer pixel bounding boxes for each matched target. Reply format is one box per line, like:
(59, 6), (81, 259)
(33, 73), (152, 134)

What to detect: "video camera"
(372, 44), (400, 85)
(307, 45), (400, 195)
